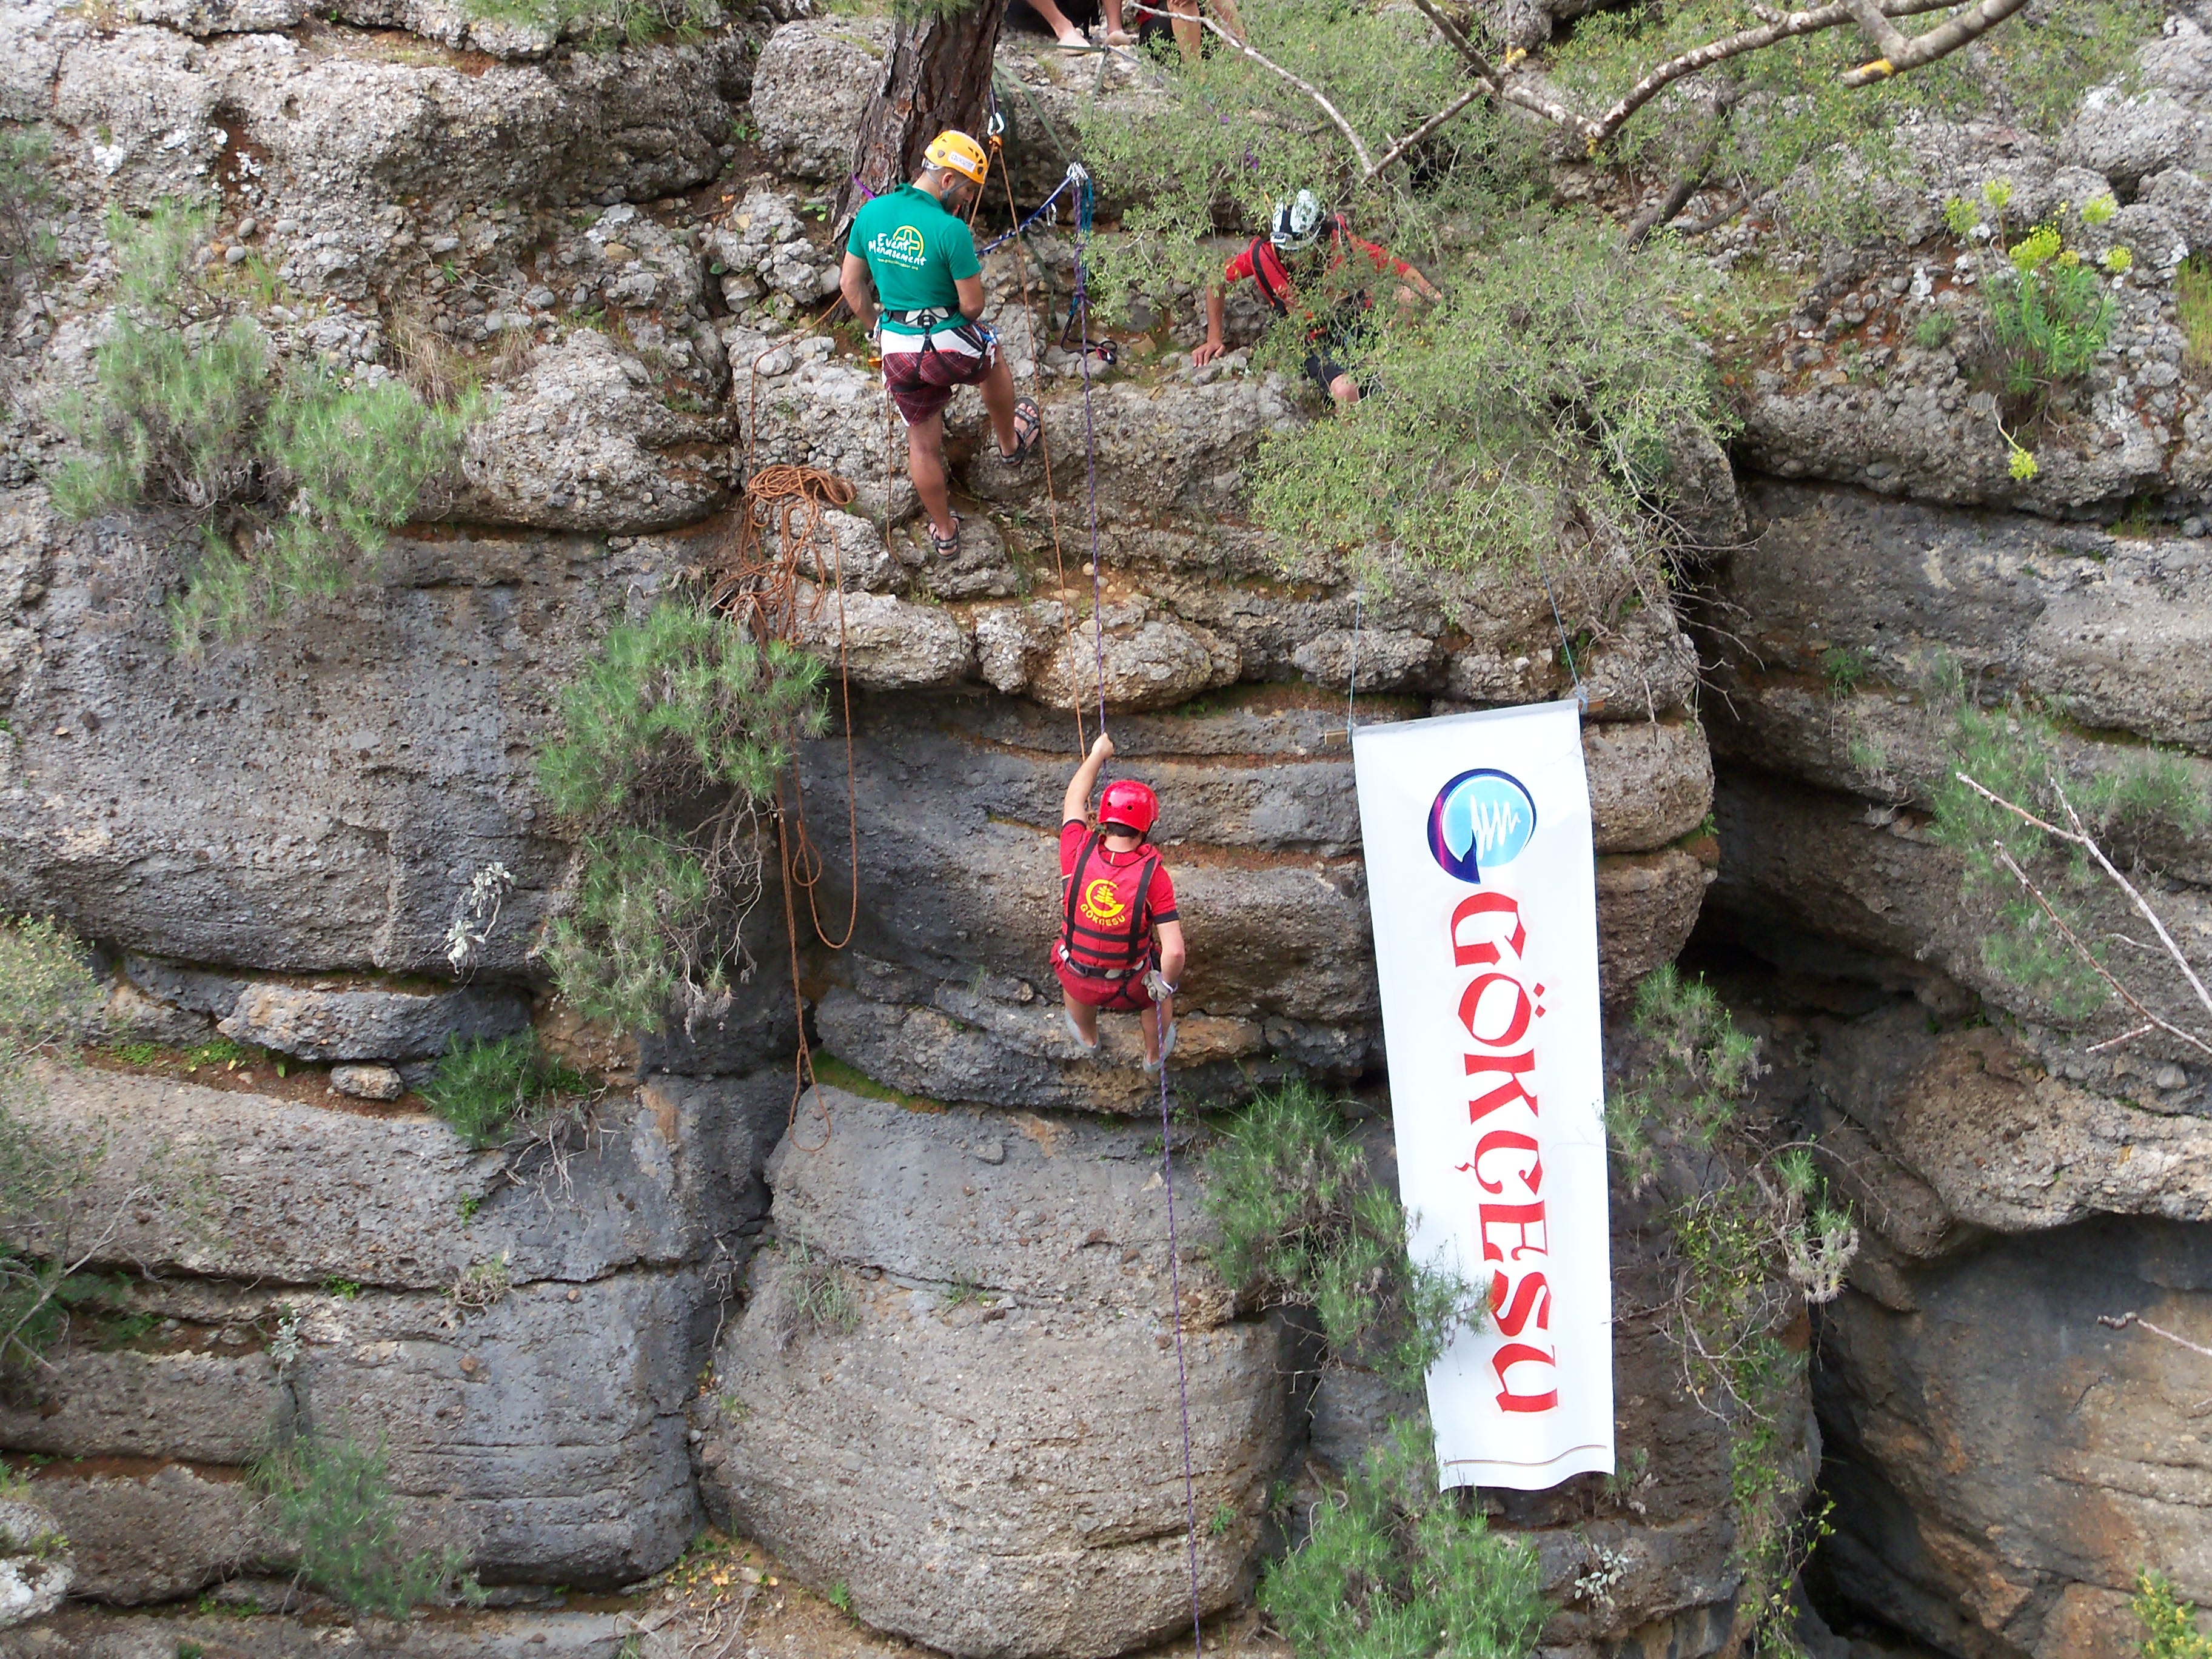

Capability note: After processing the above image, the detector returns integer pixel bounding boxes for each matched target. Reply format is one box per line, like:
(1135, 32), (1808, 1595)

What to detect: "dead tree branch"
(1195, 16), (1377, 174)
(1956, 770), (2212, 1048)
(2099, 1310), (2212, 1361)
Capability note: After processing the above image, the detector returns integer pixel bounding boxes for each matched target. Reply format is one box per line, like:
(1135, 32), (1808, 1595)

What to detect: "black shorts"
(1303, 305), (1376, 401)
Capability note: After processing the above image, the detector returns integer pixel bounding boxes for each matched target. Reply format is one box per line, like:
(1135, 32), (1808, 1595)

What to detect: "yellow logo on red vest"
(1081, 877), (1129, 927)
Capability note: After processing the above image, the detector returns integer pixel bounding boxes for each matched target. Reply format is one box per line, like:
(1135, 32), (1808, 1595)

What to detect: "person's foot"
(1055, 27), (1088, 47)
(1063, 1007), (1099, 1053)
(999, 396), (1042, 466)
(929, 514), (962, 559)
(1105, 27), (1134, 42)
(1144, 1016), (1177, 1074)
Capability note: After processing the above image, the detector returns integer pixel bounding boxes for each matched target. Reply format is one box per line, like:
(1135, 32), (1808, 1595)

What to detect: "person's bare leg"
(1027, 0), (1088, 43)
(1170, 0), (1200, 59)
(980, 352), (1022, 455)
(907, 414), (957, 537)
(1329, 372), (1362, 405)
(1103, 0), (1131, 39)
(1139, 1004), (1161, 1064)
(1208, 0), (1244, 41)
(1065, 993), (1101, 1047)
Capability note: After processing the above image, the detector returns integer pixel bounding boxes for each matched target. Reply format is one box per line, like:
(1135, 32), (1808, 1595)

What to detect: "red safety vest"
(1058, 830), (1159, 979)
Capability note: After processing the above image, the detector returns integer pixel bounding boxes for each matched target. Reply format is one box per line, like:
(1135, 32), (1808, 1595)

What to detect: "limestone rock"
(24, 1463), (265, 1606)
(974, 597), (1239, 712)
(698, 1089), (1293, 1659)
(748, 20), (887, 183)
(218, 981), (530, 1062)
(122, 0), (306, 32)
(92, 977), (212, 1047)
(1817, 1219), (2212, 1659)
(0, 1500), (71, 1629)
(792, 584), (973, 689)
(1595, 847), (1714, 993)
(7, 1270), (708, 1598)
(452, 330), (729, 532)
(330, 1061), (406, 1100)
(746, 360), (916, 524)
(11, 1065), (786, 1290)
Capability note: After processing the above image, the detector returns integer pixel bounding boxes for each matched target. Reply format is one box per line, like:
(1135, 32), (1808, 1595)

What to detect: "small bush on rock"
(459, 0), (720, 46)
(420, 1033), (591, 1150)
(1260, 1416), (1548, 1659)
(2136, 1570), (2212, 1658)
(255, 1427), (478, 1617)
(1985, 222), (2119, 401)
(47, 203), (475, 652)
(538, 600), (826, 1034)
(0, 124), (56, 328)
(1605, 965), (1855, 1652)
(1203, 1080), (1481, 1390)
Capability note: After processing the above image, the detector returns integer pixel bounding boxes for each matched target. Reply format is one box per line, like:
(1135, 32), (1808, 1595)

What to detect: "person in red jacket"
(1195, 190), (1441, 404)
(1056, 734), (1186, 1073)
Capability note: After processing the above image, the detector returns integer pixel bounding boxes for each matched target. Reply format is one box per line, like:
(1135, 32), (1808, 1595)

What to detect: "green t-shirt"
(848, 184), (981, 340)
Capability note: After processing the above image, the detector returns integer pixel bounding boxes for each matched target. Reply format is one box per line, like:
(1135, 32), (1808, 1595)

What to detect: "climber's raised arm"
(1063, 732), (1114, 825)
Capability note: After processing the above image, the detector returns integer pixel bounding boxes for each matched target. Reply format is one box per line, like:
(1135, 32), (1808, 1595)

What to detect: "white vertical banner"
(1352, 700), (1613, 1491)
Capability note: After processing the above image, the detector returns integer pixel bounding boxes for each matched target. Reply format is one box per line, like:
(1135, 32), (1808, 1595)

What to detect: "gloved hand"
(1144, 968), (1178, 1003)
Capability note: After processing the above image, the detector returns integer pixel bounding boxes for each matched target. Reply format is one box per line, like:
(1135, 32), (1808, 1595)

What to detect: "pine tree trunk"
(837, 0), (1011, 227)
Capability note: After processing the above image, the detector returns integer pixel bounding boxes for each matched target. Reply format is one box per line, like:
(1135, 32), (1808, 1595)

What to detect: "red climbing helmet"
(1099, 779), (1159, 839)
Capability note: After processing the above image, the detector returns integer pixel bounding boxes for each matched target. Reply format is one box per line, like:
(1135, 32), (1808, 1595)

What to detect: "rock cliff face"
(0, 0), (2205, 1654)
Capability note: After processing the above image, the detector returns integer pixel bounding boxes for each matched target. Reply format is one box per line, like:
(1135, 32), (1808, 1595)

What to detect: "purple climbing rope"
(1072, 173), (1202, 1659)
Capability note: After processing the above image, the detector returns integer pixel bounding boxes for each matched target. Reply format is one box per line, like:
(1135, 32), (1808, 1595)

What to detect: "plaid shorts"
(881, 326), (997, 426)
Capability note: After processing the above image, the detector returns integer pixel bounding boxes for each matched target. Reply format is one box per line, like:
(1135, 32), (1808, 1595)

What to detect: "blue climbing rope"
(979, 166), (1087, 257)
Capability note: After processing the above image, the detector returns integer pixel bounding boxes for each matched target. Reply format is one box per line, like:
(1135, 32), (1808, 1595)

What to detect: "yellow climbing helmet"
(923, 129), (990, 186)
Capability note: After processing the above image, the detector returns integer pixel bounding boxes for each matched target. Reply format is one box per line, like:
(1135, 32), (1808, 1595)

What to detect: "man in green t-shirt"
(840, 130), (1041, 559)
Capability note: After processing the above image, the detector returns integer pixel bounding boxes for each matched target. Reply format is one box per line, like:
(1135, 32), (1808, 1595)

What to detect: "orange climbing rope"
(991, 132), (1093, 754)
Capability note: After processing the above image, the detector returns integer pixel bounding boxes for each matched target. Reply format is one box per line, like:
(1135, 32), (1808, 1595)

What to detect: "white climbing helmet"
(1270, 190), (1326, 253)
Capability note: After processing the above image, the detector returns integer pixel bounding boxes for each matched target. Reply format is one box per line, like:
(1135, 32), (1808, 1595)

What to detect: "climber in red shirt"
(1056, 734), (1186, 1073)
(1195, 190), (1441, 404)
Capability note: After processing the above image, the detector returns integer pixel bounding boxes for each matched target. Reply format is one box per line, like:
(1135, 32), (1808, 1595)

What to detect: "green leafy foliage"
(1603, 965), (1853, 1652)
(538, 601), (826, 1033)
(0, 124), (57, 322)
(46, 203), (475, 651)
(1926, 669), (2209, 1024)
(777, 1232), (860, 1342)
(2136, 1571), (2212, 1659)
(1259, 1416), (1549, 1659)
(1547, 0), (2158, 241)
(255, 1427), (479, 1617)
(1077, 4), (1725, 578)
(420, 1033), (591, 1150)
(1603, 964), (1760, 1190)
(457, 0), (720, 47)
(1203, 1079), (1481, 1390)
(2177, 255), (2212, 370)
(1987, 224), (2118, 400)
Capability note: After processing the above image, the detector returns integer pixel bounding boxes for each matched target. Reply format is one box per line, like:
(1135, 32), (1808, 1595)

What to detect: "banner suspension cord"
(1530, 542), (1589, 704)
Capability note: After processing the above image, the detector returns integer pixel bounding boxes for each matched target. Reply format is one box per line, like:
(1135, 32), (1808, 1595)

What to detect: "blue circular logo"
(1427, 769), (1537, 884)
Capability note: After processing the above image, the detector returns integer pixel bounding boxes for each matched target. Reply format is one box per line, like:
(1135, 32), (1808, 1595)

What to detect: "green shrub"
(1603, 965), (1854, 1651)
(254, 1427), (478, 1617)
(457, 0), (720, 45)
(778, 1233), (859, 1342)
(538, 601), (826, 1034)
(420, 1032), (591, 1150)
(1203, 1080), (1481, 1390)
(1259, 1416), (1548, 1659)
(1821, 645), (1868, 699)
(1926, 671), (2210, 1024)
(46, 204), (475, 651)
(0, 124), (57, 320)
(1987, 224), (2118, 399)
(2178, 255), (2212, 370)
(2137, 1570), (2212, 1658)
